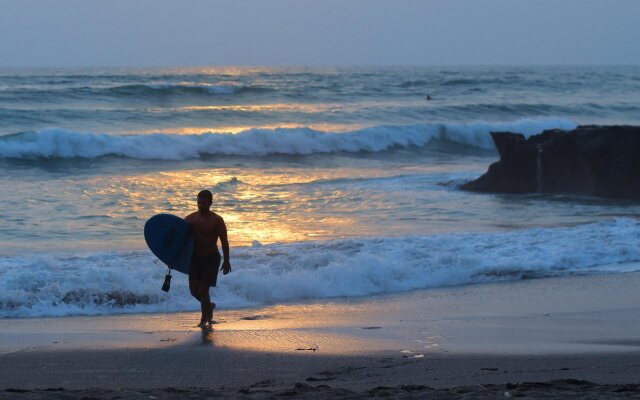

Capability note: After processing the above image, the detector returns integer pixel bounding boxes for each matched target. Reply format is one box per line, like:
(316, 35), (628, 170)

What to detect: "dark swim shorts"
(189, 251), (222, 287)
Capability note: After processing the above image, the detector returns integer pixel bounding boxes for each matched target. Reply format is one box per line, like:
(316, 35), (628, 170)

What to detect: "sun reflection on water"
(90, 167), (368, 247)
(124, 122), (363, 135)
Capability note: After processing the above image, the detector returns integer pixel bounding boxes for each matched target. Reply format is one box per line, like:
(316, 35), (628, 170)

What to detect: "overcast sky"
(1, 0), (639, 67)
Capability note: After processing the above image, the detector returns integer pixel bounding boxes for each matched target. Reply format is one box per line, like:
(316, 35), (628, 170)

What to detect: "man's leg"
(197, 283), (212, 324)
(200, 261), (219, 324)
(188, 276), (201, 302)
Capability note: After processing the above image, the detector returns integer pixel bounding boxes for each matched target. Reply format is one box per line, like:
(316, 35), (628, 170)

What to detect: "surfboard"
(144, 214), (194, 274)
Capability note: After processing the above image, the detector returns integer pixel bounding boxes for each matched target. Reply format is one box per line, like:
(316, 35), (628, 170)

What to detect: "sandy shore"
(1, 271), (640, 398)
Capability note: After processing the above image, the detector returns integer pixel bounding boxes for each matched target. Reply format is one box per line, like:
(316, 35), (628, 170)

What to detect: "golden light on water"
(145, 99), (415, 118)
(127, 122), (363, 135)
(189, 66), (275, 76)
(89, 167), (366, 247)
(163, 66), (276, 77)
(170, 103), (341, 113)
(77, 157), (462, 252)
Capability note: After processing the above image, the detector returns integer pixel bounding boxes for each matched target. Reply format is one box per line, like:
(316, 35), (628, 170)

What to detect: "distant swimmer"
(185, 189), (231, 330)
(425, 94), (433, 101)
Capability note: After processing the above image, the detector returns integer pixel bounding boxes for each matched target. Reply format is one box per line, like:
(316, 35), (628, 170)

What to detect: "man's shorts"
(189, 251), (221, 287)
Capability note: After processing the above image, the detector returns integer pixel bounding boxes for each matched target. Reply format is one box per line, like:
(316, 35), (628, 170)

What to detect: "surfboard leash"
(161, 268), (172, 292)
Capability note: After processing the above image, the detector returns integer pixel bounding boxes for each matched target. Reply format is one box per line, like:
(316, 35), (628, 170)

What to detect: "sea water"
(1, 66), (640, 317)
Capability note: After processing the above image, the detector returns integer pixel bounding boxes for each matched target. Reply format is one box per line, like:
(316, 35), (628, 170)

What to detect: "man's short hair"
(198, 189), (213, 202)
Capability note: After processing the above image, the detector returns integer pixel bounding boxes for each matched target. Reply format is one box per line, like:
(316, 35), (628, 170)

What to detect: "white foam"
(1, 218), (638, 318)
(0, 118), (577, 160)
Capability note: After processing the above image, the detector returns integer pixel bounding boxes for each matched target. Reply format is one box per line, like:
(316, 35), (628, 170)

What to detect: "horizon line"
(1, 63), (640, 70)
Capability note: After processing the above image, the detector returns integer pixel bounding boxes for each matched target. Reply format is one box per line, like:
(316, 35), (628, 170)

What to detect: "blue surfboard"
(144, 214), (194, 274)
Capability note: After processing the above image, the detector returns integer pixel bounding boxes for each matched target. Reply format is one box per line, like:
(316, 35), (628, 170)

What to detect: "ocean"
(1, 66), (640, 318)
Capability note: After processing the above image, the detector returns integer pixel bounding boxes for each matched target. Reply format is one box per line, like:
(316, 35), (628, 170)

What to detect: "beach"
(2, 271), (640, 398)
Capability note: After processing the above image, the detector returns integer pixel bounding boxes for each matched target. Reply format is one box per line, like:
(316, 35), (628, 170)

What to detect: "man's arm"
(218, 217), (231, 274)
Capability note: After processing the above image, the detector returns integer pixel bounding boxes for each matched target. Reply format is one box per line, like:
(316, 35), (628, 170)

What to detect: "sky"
(1, 0), (639, 67)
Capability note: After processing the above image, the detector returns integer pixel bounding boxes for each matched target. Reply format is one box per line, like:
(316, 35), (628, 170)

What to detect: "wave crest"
(105, 82), (270, 96)
(0, 118), (577, 160)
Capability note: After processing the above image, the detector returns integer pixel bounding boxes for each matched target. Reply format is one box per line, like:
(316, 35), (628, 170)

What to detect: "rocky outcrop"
(461, 126), (640, 199)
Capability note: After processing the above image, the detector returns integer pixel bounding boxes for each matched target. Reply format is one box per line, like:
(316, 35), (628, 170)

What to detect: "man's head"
(197, 189), (213, 212)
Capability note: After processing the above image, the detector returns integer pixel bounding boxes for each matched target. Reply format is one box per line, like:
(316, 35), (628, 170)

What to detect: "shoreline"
(1, 272), (640, 395)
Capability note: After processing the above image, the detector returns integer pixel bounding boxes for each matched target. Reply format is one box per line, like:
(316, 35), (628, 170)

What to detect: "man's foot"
(198, 320), (213, 331)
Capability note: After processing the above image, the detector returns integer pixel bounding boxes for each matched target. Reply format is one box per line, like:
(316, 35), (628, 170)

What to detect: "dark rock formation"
(461, 125), (640, 199)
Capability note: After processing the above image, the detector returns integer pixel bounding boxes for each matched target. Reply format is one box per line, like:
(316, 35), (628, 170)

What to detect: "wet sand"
(1, 272), (640, 398)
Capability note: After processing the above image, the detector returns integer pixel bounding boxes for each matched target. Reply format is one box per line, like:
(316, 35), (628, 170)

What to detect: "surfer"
(185, 189), (231, 329)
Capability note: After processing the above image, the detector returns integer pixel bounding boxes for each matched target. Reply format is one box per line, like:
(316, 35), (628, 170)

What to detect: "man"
(185, 189), (231, 330)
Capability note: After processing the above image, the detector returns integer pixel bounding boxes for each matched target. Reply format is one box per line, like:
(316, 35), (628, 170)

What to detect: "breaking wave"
(1, 218), (638, 318)
(0, 118), (577, 160)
